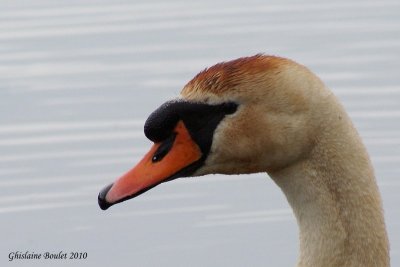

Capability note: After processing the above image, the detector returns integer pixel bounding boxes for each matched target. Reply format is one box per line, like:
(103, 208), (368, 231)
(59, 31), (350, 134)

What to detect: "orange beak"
(98, 121), (202, 210)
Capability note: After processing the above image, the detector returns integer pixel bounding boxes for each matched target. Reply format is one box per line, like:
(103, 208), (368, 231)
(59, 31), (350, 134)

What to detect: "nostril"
(152, 133), (177, 163)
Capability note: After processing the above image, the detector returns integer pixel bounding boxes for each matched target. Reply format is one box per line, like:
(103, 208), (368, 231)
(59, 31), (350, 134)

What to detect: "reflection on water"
(1, 0), (399, 266)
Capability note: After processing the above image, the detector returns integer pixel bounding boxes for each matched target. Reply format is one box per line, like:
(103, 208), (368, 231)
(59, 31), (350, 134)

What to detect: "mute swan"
(98, 55), (389, 267)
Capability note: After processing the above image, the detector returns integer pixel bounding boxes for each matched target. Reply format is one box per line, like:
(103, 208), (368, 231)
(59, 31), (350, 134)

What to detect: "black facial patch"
(144, 100), (238, 159)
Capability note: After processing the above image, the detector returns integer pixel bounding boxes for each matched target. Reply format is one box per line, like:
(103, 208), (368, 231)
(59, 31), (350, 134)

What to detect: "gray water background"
(1, 0), (399, 266)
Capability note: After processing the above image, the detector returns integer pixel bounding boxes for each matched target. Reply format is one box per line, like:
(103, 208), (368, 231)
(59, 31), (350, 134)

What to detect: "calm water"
(1, 0), (399, 266)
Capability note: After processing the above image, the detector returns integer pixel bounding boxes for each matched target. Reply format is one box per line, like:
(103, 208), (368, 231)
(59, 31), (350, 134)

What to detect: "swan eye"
(222, 102), (238, 114)
(152, 133), (176, 163)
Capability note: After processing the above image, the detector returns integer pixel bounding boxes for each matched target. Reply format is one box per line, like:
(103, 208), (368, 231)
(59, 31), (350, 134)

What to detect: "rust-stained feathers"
(181, 54), (289, 98)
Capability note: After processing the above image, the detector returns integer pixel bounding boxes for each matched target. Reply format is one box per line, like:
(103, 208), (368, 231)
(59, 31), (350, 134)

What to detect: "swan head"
(98, 54), (323, 210)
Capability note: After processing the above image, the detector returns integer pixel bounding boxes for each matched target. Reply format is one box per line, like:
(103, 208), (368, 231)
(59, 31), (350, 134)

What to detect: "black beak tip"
(98, 183), (114, 210)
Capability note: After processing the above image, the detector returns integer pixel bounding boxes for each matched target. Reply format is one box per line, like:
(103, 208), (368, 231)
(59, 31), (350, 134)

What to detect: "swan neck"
(270, 116), (389, 267)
